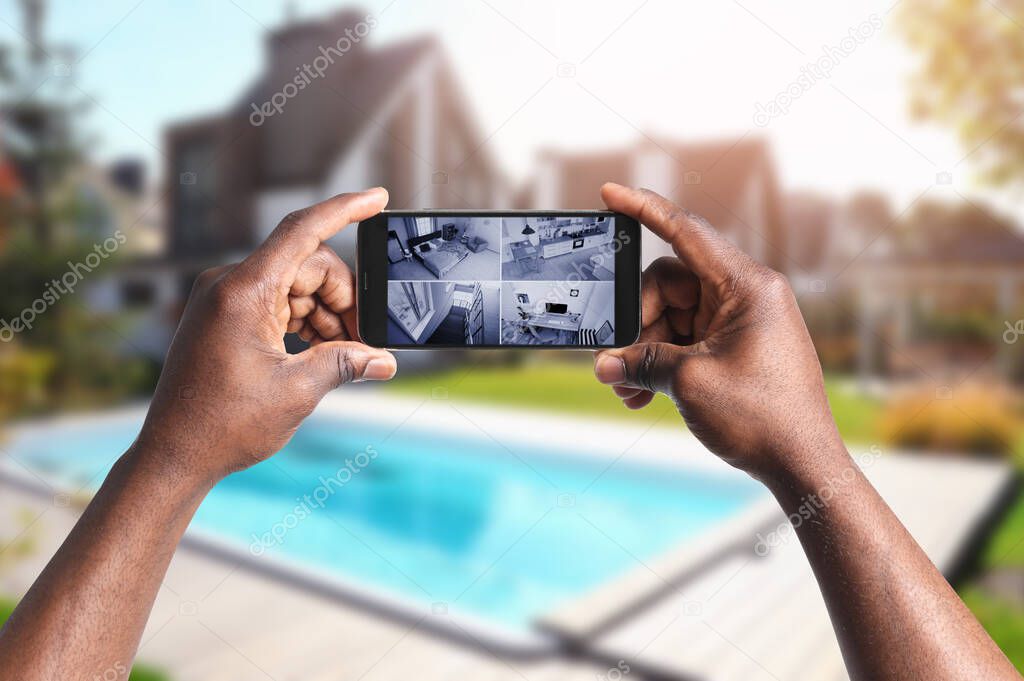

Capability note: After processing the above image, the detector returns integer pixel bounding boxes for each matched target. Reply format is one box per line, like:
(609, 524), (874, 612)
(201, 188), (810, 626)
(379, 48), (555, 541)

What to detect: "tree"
(1, 0), (84, 246)
(0, 2), (156, 417)
(897, 0), (1024, 188)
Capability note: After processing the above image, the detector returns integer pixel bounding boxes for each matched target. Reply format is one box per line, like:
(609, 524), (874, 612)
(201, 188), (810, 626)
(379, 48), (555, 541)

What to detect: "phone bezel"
(357, 210), (641, 349)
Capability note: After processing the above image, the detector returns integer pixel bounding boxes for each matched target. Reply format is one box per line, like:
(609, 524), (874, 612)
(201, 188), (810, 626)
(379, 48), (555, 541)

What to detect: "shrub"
(879, 383), (1022, 458)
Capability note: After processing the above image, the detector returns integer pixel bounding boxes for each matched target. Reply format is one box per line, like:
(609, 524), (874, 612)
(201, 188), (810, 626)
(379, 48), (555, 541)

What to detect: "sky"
(1, 0), (1020, 222)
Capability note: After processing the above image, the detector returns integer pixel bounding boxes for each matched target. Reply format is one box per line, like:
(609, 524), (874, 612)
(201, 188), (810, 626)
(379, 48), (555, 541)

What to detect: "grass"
(978, 489), (1024, 570)
(0, 596), (170, 681)
(386, 358), (679, 428)
(385, 359), (883, 443)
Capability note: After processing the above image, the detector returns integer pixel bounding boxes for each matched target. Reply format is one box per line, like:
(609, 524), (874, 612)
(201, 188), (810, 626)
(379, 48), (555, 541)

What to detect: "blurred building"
(166, 8), (504, 266)
(851, 199), (1024, 382)
(523, 136), (787, 272)
(98, 8), (507, 359)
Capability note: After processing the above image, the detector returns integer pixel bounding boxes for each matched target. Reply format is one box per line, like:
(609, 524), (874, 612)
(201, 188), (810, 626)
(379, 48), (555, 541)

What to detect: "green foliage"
(0, 237), (159, 418)
(127, 665), (171, 681)
(0, 350), (55, 420)
(897, 0), (1024, 187)
(979, 490), (1024, 569)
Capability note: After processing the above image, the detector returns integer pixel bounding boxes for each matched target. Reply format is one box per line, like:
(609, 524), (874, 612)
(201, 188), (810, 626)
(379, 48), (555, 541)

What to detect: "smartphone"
(357, 210), (641, 348)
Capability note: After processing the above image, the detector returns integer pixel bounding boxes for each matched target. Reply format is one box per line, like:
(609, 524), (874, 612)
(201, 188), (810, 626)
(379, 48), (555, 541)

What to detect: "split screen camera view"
(386, 215), (617, 346)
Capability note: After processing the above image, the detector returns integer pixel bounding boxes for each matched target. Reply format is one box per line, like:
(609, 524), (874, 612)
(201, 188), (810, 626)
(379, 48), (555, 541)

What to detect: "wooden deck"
(558, 454), (1013, 681)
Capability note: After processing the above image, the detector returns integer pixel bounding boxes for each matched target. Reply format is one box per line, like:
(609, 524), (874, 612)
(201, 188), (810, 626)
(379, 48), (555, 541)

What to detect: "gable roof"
(233, 25), (438, 188)
(529, 136), (787, 269)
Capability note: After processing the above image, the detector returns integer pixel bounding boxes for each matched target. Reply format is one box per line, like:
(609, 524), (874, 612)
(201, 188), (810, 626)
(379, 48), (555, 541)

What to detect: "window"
(173, 139), (219, 255)
(389, 282), (434, 337)
(120, 280), (156, 308)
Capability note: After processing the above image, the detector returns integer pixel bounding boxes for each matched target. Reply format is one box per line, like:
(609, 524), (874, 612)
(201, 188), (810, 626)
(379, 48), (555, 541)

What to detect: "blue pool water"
(9, 412), (762, 631)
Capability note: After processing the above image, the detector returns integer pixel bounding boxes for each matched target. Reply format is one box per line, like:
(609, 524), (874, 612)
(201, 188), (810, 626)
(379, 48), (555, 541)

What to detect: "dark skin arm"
(594, 183), (1020, 680)
(0, 189), (398, 680)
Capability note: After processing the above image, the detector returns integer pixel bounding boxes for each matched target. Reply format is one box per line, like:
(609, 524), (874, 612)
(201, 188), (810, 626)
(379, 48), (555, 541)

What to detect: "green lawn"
(386, 359), (679, 428)
(979, 490), (1024, 570)
(385, 360), (882, 443)
(0, 597), (169, 681)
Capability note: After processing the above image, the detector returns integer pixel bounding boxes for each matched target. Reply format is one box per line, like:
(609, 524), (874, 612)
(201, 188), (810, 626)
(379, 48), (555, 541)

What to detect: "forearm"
(0, 442), (211, 680)
(766, 439), (1018, 681)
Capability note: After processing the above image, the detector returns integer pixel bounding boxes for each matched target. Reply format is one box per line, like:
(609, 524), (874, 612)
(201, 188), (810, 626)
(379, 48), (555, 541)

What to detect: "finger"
(289, 295), (317, 320)
(602, 183), (748, 286)
(286, 317), (305, 334)
(666, 307), (696, 341)
(290, 245), (355, 308)
(308, 302), (348, 341)
(640, 257), (700, 330)
(612, 385), (644, 399)
(292, 341), (397, 395)
(297, 320), (317, 343)
(238, 188), (388, 289)
(334, 268), (360, 340)
(594, 342), (705, 394)
(623, 391), (656, 410)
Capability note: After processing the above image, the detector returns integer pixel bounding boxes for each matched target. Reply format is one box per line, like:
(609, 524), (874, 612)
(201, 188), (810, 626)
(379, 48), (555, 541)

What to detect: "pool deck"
(0, 390), (1015, 681)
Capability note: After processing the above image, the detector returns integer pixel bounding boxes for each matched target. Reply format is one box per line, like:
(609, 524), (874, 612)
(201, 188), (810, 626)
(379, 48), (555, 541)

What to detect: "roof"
(533, 135), (776, 220)
(531, 135), (786, 269)
(235, 27), (439, 188)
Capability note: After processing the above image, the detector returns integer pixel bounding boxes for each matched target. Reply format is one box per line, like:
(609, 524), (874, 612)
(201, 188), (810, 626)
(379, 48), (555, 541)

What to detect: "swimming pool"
(4, 404), (764, 645)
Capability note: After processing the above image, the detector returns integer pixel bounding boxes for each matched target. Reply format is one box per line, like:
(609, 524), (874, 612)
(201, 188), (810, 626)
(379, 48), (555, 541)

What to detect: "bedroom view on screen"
(386, 215), (618, 347)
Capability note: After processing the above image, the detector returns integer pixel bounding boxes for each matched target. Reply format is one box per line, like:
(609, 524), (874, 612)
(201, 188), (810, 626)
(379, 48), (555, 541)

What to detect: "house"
(850, 199), (1024, 382)
(524, 136), (786, 273)
(103, 8), (506, 359)
(165, 8), (505, 271)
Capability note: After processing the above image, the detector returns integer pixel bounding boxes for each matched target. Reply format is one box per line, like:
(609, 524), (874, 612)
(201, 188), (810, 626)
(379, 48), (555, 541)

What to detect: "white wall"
(254, 187), (319, 244)
(580, 281), (615, 329)
(632, 149), (676, 266)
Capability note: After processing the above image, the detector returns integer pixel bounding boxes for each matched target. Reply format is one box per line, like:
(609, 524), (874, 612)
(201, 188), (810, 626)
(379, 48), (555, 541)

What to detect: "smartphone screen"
(358, 211), (640, 348)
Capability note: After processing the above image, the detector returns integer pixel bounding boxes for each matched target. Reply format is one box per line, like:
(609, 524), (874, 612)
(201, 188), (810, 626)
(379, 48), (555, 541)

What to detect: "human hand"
(594, 184), (843, 482)
(135, 189), (397, 486)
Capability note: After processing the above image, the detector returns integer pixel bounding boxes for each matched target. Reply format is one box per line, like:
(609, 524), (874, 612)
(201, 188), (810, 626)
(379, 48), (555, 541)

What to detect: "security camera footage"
(385, 215), (618, 346)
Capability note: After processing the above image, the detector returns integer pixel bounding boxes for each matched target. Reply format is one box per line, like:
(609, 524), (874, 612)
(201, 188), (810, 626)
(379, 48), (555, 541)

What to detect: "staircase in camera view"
(427, 284), (482, 345)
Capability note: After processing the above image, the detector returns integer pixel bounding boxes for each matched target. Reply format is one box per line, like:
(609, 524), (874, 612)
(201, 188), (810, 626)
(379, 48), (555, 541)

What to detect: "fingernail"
(594, 355), (626, 385)
(362, 357), (396, 381)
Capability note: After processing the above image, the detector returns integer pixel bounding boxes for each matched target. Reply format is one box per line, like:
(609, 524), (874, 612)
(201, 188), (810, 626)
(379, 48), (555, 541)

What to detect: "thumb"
(294, 341), (397, 395)
(594, 342), (704, 395)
